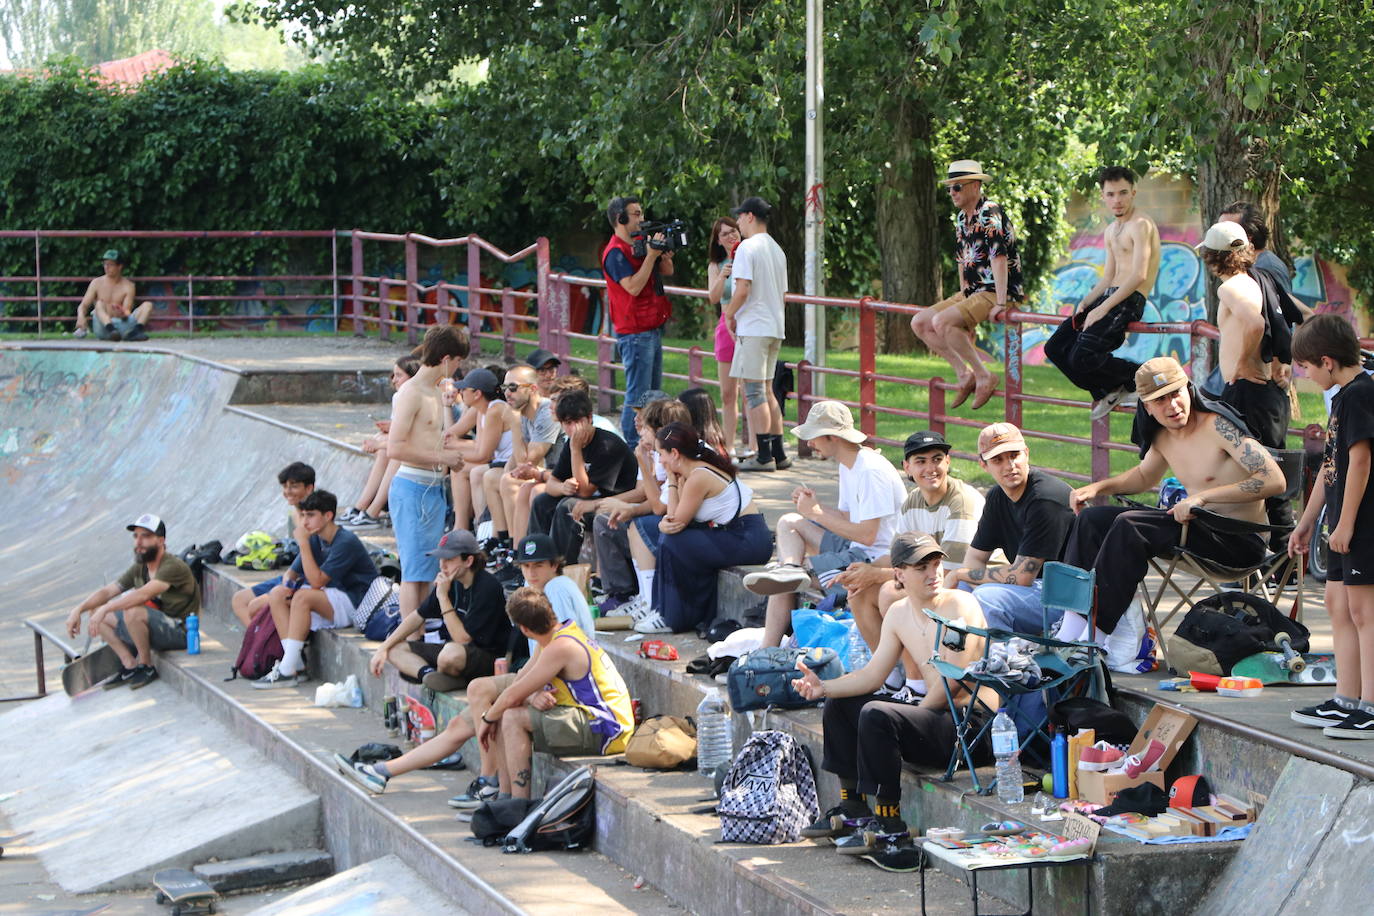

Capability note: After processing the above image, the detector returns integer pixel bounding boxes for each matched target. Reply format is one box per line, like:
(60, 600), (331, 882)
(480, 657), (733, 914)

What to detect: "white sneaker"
(619, 593), (652, 621)
(250, 661), (305, 689)
(1090, 387), (1131, 420)
(633, 611), (672, 634)
(742, 563), (812, 596)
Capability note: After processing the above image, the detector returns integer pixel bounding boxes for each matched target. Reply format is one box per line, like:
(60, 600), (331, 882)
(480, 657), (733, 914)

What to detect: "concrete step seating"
(202, 559), (1246, 916)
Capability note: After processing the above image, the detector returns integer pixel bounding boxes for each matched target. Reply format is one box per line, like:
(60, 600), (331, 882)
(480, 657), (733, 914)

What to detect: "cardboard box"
(1077, 704), (1197, 806)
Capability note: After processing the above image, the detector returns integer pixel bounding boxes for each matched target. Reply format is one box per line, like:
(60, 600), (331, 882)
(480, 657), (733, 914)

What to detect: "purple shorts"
(714, 313), (735, 363)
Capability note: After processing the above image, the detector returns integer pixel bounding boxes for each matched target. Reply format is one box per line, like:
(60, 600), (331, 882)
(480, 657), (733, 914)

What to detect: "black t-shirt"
(1324, 372), (1374, 532)
(552, 428), (637, 496)
(971, 469), (1074, 573)
(416, 568), (511, 652)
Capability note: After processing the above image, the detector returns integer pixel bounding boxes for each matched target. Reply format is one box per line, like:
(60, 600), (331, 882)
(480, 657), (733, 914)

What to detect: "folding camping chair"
(1134, 448), (1306, 673)
(927, 565), (1107, 795)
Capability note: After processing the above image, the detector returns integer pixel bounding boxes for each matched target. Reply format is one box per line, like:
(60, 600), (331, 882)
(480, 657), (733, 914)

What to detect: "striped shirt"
(898, 479), (985, 570)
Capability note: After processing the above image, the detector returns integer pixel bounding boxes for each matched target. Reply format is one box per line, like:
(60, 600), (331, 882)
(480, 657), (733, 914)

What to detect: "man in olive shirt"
(65, 513), (200, 689)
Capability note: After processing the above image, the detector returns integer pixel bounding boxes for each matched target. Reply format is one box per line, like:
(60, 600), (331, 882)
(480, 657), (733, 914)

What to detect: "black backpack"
(1169, 591), (1310, 675)
(475, 765), (597, 853)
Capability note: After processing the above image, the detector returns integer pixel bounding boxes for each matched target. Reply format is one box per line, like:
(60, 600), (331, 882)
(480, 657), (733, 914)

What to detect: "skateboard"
(151, 867), (218, 915)
(402, 694), (437, 744)
(1233, 651), (1337, 685)
(61, 643), (123, 696)
(0, 830), (32, 858)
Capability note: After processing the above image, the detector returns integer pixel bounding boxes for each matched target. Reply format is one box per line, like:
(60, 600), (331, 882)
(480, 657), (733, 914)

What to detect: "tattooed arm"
(1171, 416), (1283, 521)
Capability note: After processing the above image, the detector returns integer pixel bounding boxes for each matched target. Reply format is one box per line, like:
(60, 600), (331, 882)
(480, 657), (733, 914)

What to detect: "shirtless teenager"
(387, 324), (470, 618)
(1057, 356), (1282, 642)
(74, 250), (154, 341)
(446, 368), (520, 532)
(1201, 221), (1290, 451)
(791, 533), (996, 871)
(1046, 167), (1161, 419)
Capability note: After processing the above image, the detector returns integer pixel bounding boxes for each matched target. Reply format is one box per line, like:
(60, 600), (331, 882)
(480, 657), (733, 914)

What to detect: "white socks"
(280, 638), (306, 675)
(1056, 612), (1111, 648)
(636, 568), (656, 606)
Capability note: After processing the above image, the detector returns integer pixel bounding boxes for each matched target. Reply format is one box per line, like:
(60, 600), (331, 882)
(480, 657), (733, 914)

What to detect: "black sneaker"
(104, 665), (138, 689)
(124, 323), (149, 342)
(1324, 706), (1374, 739)
(862, 838), (924, 873)
(104, 322), (121, 341)
(1292, 698), (1352, 728)
(128, 665), (159, 689)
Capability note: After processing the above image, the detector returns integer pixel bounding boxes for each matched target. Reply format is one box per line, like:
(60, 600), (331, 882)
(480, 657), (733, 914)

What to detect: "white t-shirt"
(731, 232), (787, 338)
(837, 447), (908, 561)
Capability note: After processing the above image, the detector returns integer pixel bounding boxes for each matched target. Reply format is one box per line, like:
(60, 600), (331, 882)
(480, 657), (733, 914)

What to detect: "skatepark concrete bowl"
(1, 345), (369, 630)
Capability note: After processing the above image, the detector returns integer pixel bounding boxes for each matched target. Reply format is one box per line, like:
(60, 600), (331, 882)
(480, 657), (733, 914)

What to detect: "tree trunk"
(770, 180), (808, 346)
(1195, 125), (1253, 326)
(874, 102), (942, 353)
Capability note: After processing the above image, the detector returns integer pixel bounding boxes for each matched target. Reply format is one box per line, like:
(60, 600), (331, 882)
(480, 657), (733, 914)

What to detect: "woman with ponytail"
(631, 421), (772, 634)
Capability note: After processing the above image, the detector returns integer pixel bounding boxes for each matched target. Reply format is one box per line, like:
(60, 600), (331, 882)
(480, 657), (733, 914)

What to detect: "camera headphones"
(608, 196), (635, 228)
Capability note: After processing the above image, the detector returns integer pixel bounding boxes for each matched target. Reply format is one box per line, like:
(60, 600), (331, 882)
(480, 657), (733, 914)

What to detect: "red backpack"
(229, 604), (283, 680)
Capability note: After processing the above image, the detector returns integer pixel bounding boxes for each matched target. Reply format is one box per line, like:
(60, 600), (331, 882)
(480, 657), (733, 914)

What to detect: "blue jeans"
(969, 580), (1057, 635)
(616, 328), (663, 445)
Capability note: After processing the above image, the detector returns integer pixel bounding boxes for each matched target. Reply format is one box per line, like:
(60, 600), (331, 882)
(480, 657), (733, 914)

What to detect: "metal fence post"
(796, 358), (813, 458)
(536, 237), (551, 350)
(187, 276), (195, 336)
(501, 290), (517, 361)
(550, 276), (571, 364)
(597, 335), (617, 415)
(350, 232), (365, 337)
(378, 277), (391, 342)
(1003, 317), (1023, 428)
(467, 238), (483, 350)
(404, 235), (419, 347)
(33, 232), (42, 334)
(929, 378), (946, 433)
(858, 297), (877, 438)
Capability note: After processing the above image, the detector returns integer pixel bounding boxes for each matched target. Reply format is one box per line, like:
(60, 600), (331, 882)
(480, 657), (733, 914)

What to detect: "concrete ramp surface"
(0, 682), (320, 893)
(246, 854), (469, 915)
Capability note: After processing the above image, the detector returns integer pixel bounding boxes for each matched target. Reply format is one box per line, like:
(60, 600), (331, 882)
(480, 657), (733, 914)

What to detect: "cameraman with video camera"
(602, 195), (675, 446)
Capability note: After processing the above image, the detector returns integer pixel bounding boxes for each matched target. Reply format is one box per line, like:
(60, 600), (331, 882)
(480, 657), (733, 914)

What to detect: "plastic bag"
(1105, 600), (1155, 674)
(790, 607), (854, 665)
(314, 674), (365, 708)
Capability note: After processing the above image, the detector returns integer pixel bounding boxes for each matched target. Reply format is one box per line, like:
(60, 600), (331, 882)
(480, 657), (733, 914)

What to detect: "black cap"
(514, 533), (560, 564)
(903, 430), (951, 458)
(457, 367), (500, 396)
(525, 348), (561, 370)
(731, 196), (772, 221)
(426, 529), (480, 558)
(1096, 783), (1169, 817)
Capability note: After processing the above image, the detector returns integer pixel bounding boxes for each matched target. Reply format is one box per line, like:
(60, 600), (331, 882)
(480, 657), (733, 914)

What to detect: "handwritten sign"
(1063, 812), (1101, 853)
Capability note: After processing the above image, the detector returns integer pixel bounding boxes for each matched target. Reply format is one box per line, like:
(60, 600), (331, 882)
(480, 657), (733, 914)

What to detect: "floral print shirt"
(955, 197), (1024, 300)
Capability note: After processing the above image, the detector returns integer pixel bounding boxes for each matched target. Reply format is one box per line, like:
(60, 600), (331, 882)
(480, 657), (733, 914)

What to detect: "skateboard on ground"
(402, 694), (437, 744)
(151, 867), (218, 915)
(0, 830), (32, 858)
(1232, 651), (1337, 685)
(61, 642), (123, 696)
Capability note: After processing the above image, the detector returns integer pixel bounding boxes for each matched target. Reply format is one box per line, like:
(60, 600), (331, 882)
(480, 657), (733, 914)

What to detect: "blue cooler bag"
(726, 646), (844, 712)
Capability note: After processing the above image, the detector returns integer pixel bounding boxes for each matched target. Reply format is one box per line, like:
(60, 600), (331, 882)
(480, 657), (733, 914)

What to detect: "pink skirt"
(714, 313), (735, 363)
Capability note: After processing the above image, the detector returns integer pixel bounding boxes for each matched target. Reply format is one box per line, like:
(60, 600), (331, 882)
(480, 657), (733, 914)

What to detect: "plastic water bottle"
(991, 708), (1024, 805)
(185, 613), (200, 655)
(696, 687), (734, 779)
(1050, 727), (1069, 799)
(846, 627), (872, 673)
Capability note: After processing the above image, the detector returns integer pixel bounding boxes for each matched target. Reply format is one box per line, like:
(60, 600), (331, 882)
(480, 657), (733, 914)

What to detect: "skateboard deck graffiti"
(402, 694), (437, 744)
(1232, 652), (1336, 685)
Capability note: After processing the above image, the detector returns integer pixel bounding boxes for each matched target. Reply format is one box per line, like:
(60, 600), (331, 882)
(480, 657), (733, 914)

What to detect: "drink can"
(383, 695), (399, 736)
(631, 699), (644, 725)
(494, 657), (510, 676)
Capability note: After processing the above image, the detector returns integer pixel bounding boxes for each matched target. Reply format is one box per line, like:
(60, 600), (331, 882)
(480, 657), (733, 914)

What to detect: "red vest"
(601, 235), (671, 335)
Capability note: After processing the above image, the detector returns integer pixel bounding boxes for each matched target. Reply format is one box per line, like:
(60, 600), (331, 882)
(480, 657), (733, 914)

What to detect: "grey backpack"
(718, 730), (819, 844)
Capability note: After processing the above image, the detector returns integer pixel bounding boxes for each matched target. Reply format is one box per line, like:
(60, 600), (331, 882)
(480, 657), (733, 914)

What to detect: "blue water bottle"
(186, 613), (201, 655)
(1050, 727), (1069, 798)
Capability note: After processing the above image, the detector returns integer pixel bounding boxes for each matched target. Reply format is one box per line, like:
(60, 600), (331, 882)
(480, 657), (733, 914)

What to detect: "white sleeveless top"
(692, 467), (753, 524)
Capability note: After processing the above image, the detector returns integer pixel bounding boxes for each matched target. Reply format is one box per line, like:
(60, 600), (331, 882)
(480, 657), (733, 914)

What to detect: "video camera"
(631, 219), (689, 259)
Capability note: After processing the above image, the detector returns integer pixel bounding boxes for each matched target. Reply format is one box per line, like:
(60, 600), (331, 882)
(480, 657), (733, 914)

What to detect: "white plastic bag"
(314, 674), (365, 708)
(1105, 601), (1154, 673)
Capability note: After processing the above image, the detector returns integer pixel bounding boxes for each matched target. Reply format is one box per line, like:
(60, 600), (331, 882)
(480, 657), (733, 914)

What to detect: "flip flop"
(948, 376), (977, 409)
(970, 376), (1000, 410)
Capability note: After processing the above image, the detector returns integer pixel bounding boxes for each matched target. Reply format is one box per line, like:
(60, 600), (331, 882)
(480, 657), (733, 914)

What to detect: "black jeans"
(528, 492), (587, 562)
(1063, 505), (1266, 634)
(591, 512), (637, 598)
(821, 693), (981, 801)
(1045, 289), (1146, 401)
(1221, 378), (1294, 543)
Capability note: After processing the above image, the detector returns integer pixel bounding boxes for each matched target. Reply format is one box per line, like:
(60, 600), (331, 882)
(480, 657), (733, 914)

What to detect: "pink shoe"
(1123, 739), (1166, 779)
(1077, 741), (1126, 772)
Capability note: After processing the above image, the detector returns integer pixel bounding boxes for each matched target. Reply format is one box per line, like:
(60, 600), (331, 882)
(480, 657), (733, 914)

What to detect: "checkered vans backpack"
(718, 730), (819, 844)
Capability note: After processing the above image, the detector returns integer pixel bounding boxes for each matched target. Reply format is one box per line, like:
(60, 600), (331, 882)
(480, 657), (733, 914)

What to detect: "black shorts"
(406, 639), (499, 679)
(1330, 539), (1374, 586)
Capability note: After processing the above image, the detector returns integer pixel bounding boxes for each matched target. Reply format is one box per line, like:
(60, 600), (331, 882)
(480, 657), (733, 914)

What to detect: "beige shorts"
(928, 289), (1000, 326)
(729, 335), (782, 381)
(531, 704), (604, 756)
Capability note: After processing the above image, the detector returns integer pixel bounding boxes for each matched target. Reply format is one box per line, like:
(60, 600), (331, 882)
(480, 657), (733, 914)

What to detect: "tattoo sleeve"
(1213, 415), (1243, 447)
(992, 557), (1042, 584)
(965, 569), (986, 583)
(1238, 478), (1265, 494)
(1237, 441), (1272, 476)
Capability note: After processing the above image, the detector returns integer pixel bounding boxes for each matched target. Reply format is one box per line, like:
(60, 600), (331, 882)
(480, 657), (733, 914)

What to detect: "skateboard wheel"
(830, 814), (846, 832)
(1289, 657), (1307, 674)
(861, 829), (878, 848)
(155, 891), (168, 904)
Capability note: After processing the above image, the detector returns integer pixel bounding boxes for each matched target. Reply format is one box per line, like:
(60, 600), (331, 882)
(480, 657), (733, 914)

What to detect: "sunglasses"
(948, 183), (965, 192)
(502, 382), (529, 392)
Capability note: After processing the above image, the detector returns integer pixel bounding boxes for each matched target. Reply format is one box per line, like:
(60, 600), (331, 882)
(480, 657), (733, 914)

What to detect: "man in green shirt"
(65, 513), (201, 689)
